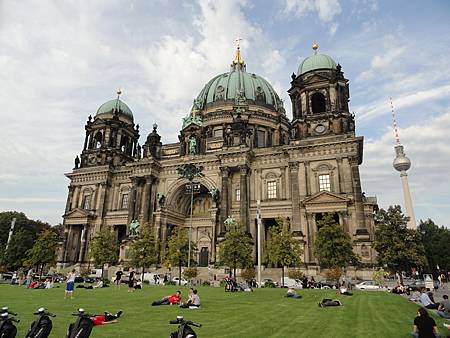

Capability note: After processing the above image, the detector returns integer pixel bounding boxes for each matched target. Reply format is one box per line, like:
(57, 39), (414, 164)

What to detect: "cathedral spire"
(231, 37), (246, 71)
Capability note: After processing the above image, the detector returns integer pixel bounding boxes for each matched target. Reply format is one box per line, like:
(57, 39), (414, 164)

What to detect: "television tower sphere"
(393, 145), (411, 172)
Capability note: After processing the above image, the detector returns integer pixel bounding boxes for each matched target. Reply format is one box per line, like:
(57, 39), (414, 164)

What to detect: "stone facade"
(59, 48), (377, 269)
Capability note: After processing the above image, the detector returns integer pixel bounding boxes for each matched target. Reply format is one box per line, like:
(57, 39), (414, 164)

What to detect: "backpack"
(0, 319), (17, 338)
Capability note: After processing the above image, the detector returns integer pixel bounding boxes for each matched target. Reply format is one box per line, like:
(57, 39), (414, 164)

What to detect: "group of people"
(151, 288), (201, 309)
(115, 268), (142, 291)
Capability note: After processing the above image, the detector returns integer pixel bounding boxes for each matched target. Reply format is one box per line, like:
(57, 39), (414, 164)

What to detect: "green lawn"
(1, 284), (448, 337)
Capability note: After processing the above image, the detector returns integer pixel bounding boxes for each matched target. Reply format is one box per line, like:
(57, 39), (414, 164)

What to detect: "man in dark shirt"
(412, 307), (440, 338)
(115, 268), (123, 287)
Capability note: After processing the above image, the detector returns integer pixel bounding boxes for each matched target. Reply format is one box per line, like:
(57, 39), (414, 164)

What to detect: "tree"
(313, 213), (359, 270)
(128, 226), (158, 283)
(219, 217), (253, 278)
(24, 228), (58, 278)
(266, 218), (303, 287)
(0, 211), (51, 269)
(374, 206), (426, 280)
(89, 228), (119, 278)
(164, 228), (196, 285)
(418, 219), (450, 273)
(241, 267), (256, 284)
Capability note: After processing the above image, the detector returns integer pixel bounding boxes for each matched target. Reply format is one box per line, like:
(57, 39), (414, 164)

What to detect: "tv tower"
(390, 98), (416, 229)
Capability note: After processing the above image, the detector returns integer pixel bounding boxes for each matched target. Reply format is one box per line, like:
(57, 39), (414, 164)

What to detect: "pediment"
(63, 208), (92, 219)
(302, 191), (349, 205)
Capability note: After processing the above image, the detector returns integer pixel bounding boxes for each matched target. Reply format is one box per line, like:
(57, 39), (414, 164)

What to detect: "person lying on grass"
(336, 285), (353, 296)
(180, 288), (201, 308)
(152, 291), (182, 306)
(286, 288), (301, 299)
(91, 310), (123, 325)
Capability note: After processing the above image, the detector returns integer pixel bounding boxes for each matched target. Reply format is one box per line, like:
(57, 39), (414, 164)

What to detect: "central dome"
(193, 46), (284, 114)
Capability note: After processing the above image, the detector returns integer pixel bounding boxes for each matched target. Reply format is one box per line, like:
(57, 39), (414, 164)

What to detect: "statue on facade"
(129, 219), (140, 237)
(137, 144), (142, 159)
(224, 216), (237, 230)
(74, 155), (80, 169)
(209, 188), (220, 205)
(188, 136), (197, 154)
(157, 193), (166, 209)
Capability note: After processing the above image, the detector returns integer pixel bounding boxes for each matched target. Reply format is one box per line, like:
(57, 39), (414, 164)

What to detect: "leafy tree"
(128, 226), (158, 282)
(372, 268), (389, 287)
(1, 228), (34, 269)
(0, 211), (51, 269)
(164, 228), (196, 285)
(183, 267), (198, 281)
(241, 267), (256, 283)
(219, 218), (253, 278)
(418, 219), (450, 273)
(313, 213), (359, 269)
(89, 228), (119, 278)
(288, 269), (305, 280)
(266, 218), (303, 287)
(24, 228), (58, 278)
(325, 267), (342, 284)
(374, 206), (426, 280)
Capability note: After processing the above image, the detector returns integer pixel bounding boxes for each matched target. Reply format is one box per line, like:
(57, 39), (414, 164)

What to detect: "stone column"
(239, 165), (249, 232)
(209, 208), (218, 263)
(78, 224), (88, 263)
(142, 176), (153, 223)
(134, 179), (143, 220)
(289, 161), (301, 231)
(336, 157), (344, 193)
(127, 178), (138, 227)
(65, 186), (75, 214)
(149, 178), (158, 225)
(306, 213), (314, 262)
(71, 186), (80, 210)
(219, 167), (229, 235)
(350, 157), (365, 228)
(304, 161), (311, 196)
(98, 182), (109, 219)
(62, 226), (70, 264)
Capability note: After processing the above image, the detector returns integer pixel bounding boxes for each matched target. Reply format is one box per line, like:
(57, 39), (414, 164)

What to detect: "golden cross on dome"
(233, 37), (244, 64)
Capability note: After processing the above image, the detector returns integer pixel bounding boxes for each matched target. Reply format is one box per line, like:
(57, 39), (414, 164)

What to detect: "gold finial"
(312, 41), (319, 54)
(116, 89), (122, 98)
(233, 37), (244, 64)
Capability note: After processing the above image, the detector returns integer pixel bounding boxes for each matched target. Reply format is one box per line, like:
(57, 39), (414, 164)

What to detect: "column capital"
(145, 175), (155, 184)
(220, 166), (230, 177)
(239, 165), (249, 175)
(288, 161), (299, 171)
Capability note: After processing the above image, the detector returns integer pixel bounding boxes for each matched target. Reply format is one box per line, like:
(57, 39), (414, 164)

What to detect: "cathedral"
(59, 43), (378, 269)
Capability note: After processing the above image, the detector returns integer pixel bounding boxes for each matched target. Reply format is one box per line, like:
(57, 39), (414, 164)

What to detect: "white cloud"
(361, 111), (450, 226)
(284, 0), (342, 22)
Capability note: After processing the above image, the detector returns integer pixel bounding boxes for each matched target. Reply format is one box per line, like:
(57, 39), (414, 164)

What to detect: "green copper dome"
(193, 57), (284, 114)
(297, 53), (337, 76)
(96, 99), (133, 120)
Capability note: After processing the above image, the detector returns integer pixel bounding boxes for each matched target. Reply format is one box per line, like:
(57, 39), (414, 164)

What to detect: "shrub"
(183, 267), (198, 280)
(202, 280), (211, 286)
(220, 280), (227, 287)
(263, 280), (276, 288)
(288, 269), (304, 280)
(241, 267), (256, 282)
(166, 281), (176, 286)
(325, 267), (342, 283)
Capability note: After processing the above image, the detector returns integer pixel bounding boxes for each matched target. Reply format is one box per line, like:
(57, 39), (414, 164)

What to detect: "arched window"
(311, 92), (326, 114)
(94, 131), (103, 149)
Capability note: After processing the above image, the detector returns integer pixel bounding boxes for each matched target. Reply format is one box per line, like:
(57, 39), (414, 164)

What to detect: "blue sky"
(0, 0), (449, 226)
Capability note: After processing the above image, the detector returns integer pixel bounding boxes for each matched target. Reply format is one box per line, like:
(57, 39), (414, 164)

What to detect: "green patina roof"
(96, 99), (133, 120)
(297, 53), (337, 76)
(193, 69), (284, 113)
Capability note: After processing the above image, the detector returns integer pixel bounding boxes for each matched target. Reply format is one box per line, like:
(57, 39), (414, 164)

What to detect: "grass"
(1, 284), (449, 338)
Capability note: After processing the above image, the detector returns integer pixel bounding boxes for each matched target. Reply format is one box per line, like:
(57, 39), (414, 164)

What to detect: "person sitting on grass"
(152, 291), (182, 306)
(134, 279), (142, 290)
(337, 284), (353, 296)
(180, 289), (201, 308)
(412, 307), (440, 338)
(286, 287), (301, 299)
(93, 279), (104, 289)
(437, 295), (450, 319)
(91, 310), (123, 326)
(420, 288), (440, 310)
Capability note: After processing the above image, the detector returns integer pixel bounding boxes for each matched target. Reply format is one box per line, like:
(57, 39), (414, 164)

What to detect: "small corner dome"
(297, 53), (337, 76)
(96, 99), (133, 120)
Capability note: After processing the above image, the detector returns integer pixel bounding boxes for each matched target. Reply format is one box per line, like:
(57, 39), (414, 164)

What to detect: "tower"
(391, 98), (416, 229)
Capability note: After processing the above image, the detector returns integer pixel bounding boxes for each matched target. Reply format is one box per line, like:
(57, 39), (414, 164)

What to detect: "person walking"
(115, 268), (123, 288)
(65, 269), (77, 299)
(127, 268), (135, 292)
(26, 268), (33, 286)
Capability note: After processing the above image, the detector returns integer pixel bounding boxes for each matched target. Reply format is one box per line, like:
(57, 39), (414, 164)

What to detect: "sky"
(0, 0), (449, 227)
